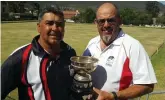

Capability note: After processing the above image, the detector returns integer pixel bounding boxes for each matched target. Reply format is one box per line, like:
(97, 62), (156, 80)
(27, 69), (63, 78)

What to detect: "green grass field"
(134, 44), (165, 100)
(1, 22), (165, 100)
(2, 22), (165, 62)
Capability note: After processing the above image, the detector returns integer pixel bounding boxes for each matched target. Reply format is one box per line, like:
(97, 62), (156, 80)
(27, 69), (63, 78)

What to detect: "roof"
(63, 10), (78, 19)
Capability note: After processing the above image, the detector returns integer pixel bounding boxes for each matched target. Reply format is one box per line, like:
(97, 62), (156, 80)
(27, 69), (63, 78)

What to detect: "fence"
(150, 40), (165, 59)
(136, 91), (165, 100)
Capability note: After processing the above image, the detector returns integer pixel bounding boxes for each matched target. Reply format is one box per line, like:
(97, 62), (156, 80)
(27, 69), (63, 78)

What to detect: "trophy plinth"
(70, 56), (98, 95)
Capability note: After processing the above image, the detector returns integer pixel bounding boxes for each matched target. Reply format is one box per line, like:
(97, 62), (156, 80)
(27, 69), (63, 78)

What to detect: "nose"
(103, 20), (110, 28)
(51, 23), (58, 31)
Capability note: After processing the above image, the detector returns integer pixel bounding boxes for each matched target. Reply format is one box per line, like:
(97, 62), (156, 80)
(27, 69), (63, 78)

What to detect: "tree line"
(1, 1), (40, 20)
(1, 1), (165, 25)
(72, 1), (165, 25)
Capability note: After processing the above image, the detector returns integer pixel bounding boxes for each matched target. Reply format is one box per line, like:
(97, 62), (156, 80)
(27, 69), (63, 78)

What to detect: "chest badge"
(106, 56), (114, 67)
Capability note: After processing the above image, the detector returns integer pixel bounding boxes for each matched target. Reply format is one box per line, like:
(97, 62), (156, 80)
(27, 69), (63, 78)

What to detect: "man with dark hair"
(1, 5), (82, 100)
(83, 3), (157, 100)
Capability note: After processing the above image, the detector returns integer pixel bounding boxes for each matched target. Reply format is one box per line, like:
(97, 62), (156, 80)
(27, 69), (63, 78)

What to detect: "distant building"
(63, 10), (80, 23)
(63, 10), (80, 19)
(1, 1), (80, 21)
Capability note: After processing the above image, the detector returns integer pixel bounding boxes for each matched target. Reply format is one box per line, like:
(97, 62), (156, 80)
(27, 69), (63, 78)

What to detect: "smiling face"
(37, 12), (65, 47)
(96, 3), (121, 45)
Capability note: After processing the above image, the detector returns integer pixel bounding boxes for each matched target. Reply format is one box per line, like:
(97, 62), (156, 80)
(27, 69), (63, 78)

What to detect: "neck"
(100, 40), (110, 51)
(38, 38), (60, 55)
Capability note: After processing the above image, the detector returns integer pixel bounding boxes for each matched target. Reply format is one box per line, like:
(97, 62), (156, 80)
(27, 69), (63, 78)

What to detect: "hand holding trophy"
(70, 56), (98, 95)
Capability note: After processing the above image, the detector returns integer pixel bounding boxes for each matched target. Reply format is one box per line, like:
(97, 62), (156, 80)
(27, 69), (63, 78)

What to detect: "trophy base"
(71, 86), (98, 100)
(71, 85), (93, 95)
(71, 77), (93, 95)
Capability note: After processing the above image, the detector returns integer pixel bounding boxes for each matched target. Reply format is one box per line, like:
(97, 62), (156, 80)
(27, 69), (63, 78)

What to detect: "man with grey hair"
(83, 3), (157, 100)
(1, 5), (83, 100)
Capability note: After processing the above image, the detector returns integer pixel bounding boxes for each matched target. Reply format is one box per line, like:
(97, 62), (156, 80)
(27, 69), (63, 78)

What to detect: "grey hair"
(38, 5), (64, 22)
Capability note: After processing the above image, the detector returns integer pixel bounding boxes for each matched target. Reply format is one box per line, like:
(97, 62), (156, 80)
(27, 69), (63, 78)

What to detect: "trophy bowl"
(70, 56), (98, 73)
(70, 56), (98, 94)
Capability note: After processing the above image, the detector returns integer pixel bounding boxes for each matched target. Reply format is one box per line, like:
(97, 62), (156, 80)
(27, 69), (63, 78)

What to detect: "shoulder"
(10, 43), (31, 56)
(1, 43), (32, 70)
(123, 34), (140, 46)
(82, 36), (99, 56)
(122, 34), (147, 57)
(61, 41), (76, 56)
(8, 43), (32, 62)
(122, 34), (143, 50)
(61, 41), (75, 51)
(86, 35), (100, 48)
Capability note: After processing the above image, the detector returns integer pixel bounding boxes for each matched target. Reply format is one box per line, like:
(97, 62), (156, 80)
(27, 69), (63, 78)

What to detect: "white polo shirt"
(83, 30), (157, 93)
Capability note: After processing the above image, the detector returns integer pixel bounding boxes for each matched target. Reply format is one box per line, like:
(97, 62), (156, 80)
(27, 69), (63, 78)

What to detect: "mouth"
(49, 32), (62, 40)
(102, 27), (113, 35)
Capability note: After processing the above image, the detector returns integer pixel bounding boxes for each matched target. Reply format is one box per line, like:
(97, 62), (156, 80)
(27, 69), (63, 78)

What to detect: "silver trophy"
(70, 56), (98, 95)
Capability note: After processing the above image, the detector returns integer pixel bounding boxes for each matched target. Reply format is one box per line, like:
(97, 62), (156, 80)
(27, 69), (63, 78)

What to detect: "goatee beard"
(102, 35), (112, 45)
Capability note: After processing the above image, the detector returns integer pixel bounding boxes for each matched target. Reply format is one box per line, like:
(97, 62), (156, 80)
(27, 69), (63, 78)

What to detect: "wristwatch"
(112, 92), (118, 100)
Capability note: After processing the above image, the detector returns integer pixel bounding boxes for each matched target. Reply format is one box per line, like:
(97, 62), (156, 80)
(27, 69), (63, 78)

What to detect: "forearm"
(117, 84), (154, 99)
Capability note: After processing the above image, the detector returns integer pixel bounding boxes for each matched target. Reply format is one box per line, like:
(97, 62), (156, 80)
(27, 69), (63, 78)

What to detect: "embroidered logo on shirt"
(106, 56), (114, 67)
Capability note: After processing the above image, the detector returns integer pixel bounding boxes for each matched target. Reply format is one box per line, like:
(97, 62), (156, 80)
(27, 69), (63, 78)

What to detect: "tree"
(145, 1), (160, 17)
(33, 2), (40, 18)
(120, 8), (137, 25)
(19, 1), (26, 13)
(83, 8), (96, 23)
(71, 8), (96, 23)
(71, 12), (85, 23)
(134, 11), (152, 25)
(157, 15), (165, 25)
(5, 1), (26, 13)
(71, 15), (81, 23)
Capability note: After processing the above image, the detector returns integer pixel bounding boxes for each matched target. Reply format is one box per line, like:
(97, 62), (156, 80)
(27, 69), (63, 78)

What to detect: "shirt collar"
(112, 29), (125, 45)
(31, 35), (66, 57)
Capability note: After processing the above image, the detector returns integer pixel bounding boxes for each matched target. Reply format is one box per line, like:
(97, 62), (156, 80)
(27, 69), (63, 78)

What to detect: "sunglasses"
(95, 17), (117, 26)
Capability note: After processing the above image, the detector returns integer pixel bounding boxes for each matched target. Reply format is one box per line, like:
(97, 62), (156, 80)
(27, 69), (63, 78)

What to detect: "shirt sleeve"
(82, 40), (93, 56)
(1, 50), (22, 99)
(83, 48), (92, 56)
(129, 41), (157, 84)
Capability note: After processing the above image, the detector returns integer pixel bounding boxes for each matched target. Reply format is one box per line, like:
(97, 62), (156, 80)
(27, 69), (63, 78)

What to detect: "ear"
(37, 23), (41, 34)
(94, 19), (99, 27)
(94, 19), (97, 24)
(117, 17), (122, 25)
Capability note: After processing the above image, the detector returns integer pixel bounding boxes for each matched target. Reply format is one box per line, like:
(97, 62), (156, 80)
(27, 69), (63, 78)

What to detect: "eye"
(46, 21), (54, 26)
(55, 21), (64, 27)
(97, 19), (105, 25)
(107, 18), (116, 23)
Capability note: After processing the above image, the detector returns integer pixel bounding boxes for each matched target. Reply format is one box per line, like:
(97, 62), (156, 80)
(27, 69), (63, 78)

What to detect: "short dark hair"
(38, 5), (64, 22)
